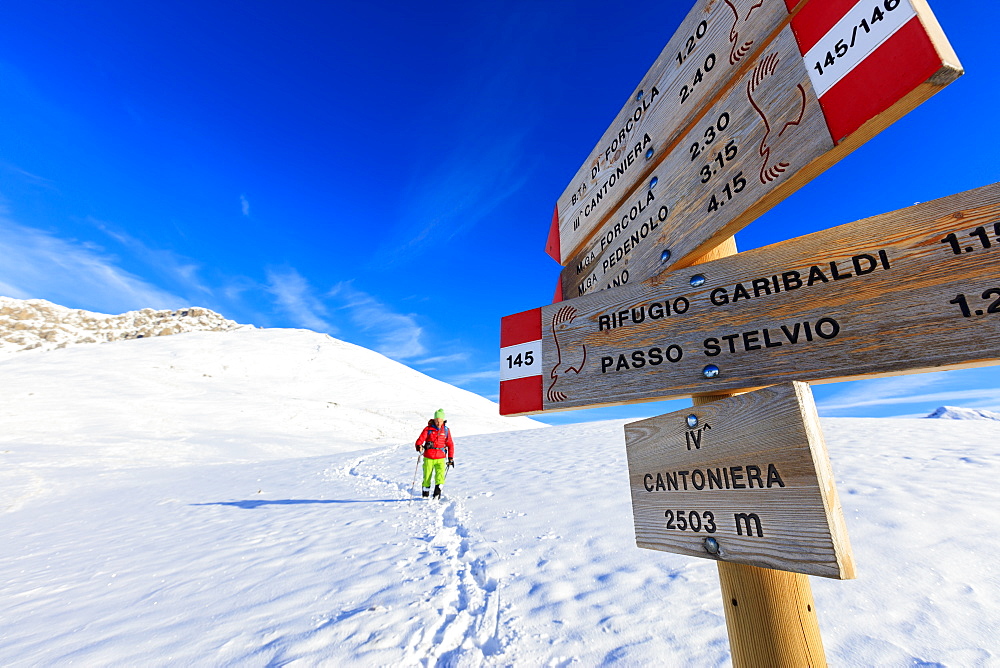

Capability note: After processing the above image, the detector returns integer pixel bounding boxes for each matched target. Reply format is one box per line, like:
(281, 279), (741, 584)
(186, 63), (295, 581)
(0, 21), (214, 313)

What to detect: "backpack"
(424, 420), (449, 445)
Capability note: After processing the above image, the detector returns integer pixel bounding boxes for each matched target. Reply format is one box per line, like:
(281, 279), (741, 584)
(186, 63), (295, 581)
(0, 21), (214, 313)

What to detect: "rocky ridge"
(0, 296), (250, 354)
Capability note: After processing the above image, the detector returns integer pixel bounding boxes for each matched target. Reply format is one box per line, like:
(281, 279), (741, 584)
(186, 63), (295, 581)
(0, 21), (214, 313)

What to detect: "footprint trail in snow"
(326, 445), (508, 666)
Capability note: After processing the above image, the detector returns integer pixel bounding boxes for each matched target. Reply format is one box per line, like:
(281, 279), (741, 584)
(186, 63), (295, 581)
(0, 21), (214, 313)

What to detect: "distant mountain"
(925, 405), (1000, 421)
(0, 296), (249, 355)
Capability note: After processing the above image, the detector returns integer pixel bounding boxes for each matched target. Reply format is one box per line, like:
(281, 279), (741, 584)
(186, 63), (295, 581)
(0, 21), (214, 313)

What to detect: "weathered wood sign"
(625, 382), (854, 579)
(548, 0), (807, 266)
(501, 182), (1000, 415)
(513, 0), (968, 661)
(555, 0), (962, 300)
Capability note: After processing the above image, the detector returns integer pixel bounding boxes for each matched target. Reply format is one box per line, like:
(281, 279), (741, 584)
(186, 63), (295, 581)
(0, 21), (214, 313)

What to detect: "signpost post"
(692, 238), (830, 666)
(502, 0), (969, 663)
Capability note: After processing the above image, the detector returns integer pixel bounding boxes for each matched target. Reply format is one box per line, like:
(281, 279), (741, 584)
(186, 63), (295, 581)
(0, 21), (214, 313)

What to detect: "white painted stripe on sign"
(802, 0), (917, 97)
(500, 340), (542, 381)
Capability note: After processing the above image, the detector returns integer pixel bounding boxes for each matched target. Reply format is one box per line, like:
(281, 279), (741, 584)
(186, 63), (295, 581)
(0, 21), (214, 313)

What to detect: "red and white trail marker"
(790, 0), (957, 144)
(499, 308), (543, 416)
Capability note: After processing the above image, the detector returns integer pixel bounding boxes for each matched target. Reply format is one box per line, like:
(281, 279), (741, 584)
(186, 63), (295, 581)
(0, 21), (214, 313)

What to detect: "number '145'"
(507, 351), (535, 368)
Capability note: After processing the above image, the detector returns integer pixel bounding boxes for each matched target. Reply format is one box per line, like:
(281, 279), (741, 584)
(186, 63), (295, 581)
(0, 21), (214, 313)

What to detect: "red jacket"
(416, 421), (454, 460)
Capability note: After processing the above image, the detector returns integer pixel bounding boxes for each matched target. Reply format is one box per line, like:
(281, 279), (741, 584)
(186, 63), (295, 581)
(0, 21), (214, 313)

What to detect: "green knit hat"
(434, 408), (446, 421)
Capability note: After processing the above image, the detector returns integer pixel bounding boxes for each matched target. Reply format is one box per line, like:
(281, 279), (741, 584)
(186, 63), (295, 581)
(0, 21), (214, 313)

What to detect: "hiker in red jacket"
(415, 408), (454, 499)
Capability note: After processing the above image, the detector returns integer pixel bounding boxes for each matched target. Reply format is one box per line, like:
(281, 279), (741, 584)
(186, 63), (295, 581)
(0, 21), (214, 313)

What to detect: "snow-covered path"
(318, 446), (507, 667)
(3, 418), (1000, 666)
(0, 422), (727, 667)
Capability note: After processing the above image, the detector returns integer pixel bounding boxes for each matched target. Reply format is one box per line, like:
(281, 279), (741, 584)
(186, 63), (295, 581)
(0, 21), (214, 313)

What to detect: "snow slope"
(0, 327), (539, 469)
(1, 331), (999, 666)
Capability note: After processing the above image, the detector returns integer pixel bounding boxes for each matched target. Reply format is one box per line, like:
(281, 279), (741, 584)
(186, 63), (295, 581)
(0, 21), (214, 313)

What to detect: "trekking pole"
(409, 449), (423, 495)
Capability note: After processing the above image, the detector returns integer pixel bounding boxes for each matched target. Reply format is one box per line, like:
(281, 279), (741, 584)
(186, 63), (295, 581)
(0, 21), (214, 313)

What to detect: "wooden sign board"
(548, 0), (806, 266)
(625, 382), (854, 579)
(501, 182), (1000, 415)
(557, 0), (962, 300)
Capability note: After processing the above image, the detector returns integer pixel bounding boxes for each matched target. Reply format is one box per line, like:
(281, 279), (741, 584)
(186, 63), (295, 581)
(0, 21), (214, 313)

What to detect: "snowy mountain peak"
(925, 405), (1000, 421)
(0, 296), (250, 354)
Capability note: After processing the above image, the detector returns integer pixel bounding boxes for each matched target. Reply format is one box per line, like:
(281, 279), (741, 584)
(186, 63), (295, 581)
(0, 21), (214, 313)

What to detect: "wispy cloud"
(373, 14), (542, 266)
(240, 194), (250, 217)
(822, 388), (1000, 412)
(0, 195), (456, 372)
(0, 215), (186, 313)
(417, 352), (470, 366)
(445, 368), (497, 388)
(818, 375), (941, 413)
(0, 279), (31, 300)
(88, 217), (213, 298)
(0, 162), (54, 189)
(817, 373), (1000, 415)
(390, 134), (531, 257)
(265, 268), (335, 333)
(328, 282), (425, 360)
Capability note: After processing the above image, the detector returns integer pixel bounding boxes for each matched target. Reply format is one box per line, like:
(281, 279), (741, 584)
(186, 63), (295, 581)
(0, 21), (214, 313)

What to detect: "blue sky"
(1, 0), (998, 425)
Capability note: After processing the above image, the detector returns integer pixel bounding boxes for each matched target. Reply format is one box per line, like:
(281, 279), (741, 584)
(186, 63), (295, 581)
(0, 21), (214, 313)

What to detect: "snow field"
(1, 328), (999, 666)
(816, 419), (1000, 666)
(2, 417), (1000, 665)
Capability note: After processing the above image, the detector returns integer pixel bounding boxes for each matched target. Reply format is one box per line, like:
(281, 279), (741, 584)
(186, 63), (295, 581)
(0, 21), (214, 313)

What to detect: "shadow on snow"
(192, 498), (414, 509)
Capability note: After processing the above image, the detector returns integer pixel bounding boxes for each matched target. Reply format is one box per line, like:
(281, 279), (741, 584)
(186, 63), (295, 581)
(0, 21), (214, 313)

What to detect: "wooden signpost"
(557, 0), (962, 300)
(548, 0), (808, 265)
(502, 183), (1000, 415)
(625, 382), (854, 579)
(503, 0), (968, 664)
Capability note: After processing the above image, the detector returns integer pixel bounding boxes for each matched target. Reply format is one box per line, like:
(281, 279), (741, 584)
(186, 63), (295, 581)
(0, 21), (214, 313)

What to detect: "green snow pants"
(422, 457), (447, 488)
